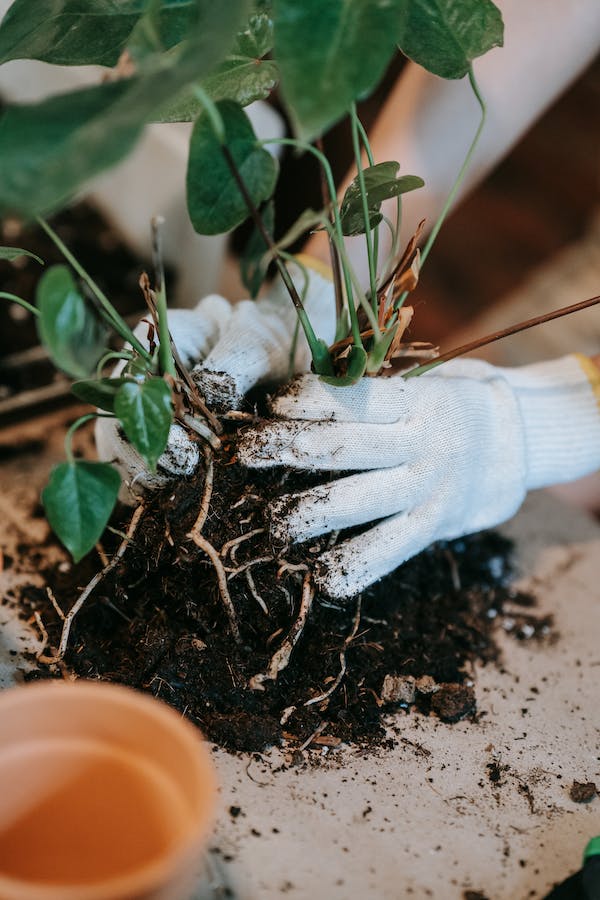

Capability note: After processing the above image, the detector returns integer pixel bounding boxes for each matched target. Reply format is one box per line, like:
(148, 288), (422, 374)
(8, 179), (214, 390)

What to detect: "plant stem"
(151, 216), (176, 378)
(315, 137), (344, 329)
(260, 137), (363, 349)
(0, 291), (39, 317)
(395, 66), (486, 311)
(355, 116), (379, 276)
(96, 350), (134, 377)
(405, 294), (600, 378)
(36, 217), (152, 362)
(350, 103), (378, 317)
(220, 143), (331, 373)
(64, 412), (112, 463)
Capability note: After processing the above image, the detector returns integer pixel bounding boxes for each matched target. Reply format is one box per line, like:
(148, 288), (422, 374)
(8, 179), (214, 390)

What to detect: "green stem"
(36, 217), (152, 362)
(220, 143), (331, 374)
(0, 291), (40, 317)
(96, 350), (134, 377)
(350, 104), (377, 313)
(64, 412), (112, 463)
(260, 137), (362, 349)
(151, 216), (176, 378)
(395, 66), (486, 311)
(355, 117), (378, 270)
(323, 220), (380, 336)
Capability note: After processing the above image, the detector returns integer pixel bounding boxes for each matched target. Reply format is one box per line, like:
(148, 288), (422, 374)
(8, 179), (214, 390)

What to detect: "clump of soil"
(569, 781), (597, 804)
(20, 423), (549, 753)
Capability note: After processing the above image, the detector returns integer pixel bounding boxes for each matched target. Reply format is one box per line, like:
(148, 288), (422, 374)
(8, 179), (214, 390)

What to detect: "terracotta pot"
(0, 680), (217, 900)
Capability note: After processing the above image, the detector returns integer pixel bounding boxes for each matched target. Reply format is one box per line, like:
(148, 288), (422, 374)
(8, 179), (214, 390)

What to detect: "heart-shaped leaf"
(114, 378), (173, 471)
(397, 0), (504, 80)
(341, 163), (424, 236)
(187, 100), (279, 235)
(0, 246), (43, 264)
(274, 0), (405, 140)
(36, 265), (107, 379)
(71, 377), (130, 413)
(42, 461), (121, 562)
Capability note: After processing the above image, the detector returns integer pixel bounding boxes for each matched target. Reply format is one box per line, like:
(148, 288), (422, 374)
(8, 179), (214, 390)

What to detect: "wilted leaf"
(114, 377), (173, 471)
(274, 0), (404, 140)
(0, 246), (43, 264)
(36, 265), (107, 379)
(187, 100), (278, 235)
(397, 0), (504, 80)
(341, 163), (424, 236)
(42, 461), (120, 562)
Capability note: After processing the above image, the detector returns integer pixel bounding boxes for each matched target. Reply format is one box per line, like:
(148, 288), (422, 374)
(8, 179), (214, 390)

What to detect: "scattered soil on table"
(569, 781), (597, 804)
(19, 422), (551, 754)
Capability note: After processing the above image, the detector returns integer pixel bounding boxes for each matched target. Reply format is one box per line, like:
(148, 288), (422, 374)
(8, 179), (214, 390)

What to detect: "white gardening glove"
(238, 354), (600, 599)
(95, 258), (336, 500)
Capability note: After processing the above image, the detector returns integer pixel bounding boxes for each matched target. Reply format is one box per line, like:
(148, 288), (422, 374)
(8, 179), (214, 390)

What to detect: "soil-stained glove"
(193, 256), (336, 410)
(95, 258), (335, 500)
(239, 354), (600, 599)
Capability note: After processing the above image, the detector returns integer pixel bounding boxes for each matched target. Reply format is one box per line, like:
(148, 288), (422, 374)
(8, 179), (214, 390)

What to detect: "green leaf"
(114, 378), (173, 471)
(0, 246), (43, 264)
(187, 99), (278, 235)
(127, 0), (198, 63)
(0, 0), (201, 67)
(0, 0), (247, 217)
(241, 200), (274, 298)
(36, 265), (107, 379)
(156, 10), (277, 119)
(0, 0), (144, 66)
(274, 0), (404, 140)
(320, 345), (367, 386)
(71, 377), (129, 413)
(397, 0), (504, 80)
(42, 461), (120, 563)
(340, 163), (424, 236)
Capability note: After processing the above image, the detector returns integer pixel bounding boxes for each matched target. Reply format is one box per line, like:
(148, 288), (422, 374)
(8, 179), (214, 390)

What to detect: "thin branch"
(406, 294), (600, 378)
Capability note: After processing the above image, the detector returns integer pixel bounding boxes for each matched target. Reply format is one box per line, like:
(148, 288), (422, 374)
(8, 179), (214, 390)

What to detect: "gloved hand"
(95, 258), (335, 500)
(238, 354), (600, 599)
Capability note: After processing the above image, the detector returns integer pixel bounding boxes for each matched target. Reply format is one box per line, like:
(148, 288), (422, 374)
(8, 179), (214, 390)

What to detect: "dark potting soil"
(20, 426), (550, 754)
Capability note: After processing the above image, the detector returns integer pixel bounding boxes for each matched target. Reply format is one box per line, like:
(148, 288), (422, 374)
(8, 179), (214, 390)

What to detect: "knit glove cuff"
(501, 354), (600, 490)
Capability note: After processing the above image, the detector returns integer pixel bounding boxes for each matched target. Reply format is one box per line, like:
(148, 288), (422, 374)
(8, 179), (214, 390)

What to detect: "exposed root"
(226, 556), (274, 578)
(189, 445), (214, 537)
(298, 720), (327, 752)
(245, 570), (269, 616)
(41, 505), (145, 664)
(249, 573), (314, 690)
(187, 530), (242, 645)
(304, 595), (362, 708)
(276, 560), (309, 578)
(220, 528), (265, 564)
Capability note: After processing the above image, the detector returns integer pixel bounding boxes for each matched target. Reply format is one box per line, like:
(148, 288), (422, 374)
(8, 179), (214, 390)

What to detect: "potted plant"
(0, 0), (598, 751)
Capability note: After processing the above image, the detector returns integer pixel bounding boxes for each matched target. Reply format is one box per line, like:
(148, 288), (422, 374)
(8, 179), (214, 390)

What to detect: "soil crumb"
(569, 781), (597, 803)
(19, 431), (549, 754)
